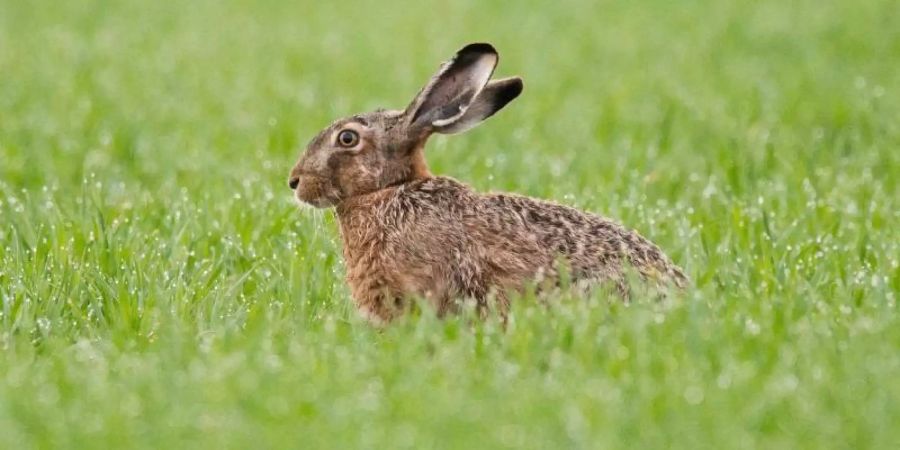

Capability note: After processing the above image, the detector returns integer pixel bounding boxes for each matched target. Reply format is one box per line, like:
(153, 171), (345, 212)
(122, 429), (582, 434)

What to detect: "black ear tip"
(508, 77), (524, 97)
(495, 77), (524, 105)
(459, 42), (497, 56)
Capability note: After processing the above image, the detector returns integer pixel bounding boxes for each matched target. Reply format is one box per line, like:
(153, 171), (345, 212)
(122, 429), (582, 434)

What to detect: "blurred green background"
(1, 0), (898, 448)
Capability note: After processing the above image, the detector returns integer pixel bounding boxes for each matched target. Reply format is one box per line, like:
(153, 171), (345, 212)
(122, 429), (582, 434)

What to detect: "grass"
(1, 0), (898, 448)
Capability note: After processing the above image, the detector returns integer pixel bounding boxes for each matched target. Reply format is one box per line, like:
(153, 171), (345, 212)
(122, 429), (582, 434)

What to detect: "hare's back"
(471, 192), (685, 286)
(390, 177), (685, 288)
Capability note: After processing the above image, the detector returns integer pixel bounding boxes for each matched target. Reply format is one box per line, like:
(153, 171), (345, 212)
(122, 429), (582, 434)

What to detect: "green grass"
(1, 0), (898, 448)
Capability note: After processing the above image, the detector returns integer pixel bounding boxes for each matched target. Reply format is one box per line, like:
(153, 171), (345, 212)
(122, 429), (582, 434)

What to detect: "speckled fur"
(289, 43), (687, 324)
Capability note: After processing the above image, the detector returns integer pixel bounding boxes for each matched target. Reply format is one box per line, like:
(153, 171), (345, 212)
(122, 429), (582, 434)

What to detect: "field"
(1, 0), (899, 448)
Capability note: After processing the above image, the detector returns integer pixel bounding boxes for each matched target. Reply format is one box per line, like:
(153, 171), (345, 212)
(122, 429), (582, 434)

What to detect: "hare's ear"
(432, 77), (523, 134)
(405, 43), (499, 130)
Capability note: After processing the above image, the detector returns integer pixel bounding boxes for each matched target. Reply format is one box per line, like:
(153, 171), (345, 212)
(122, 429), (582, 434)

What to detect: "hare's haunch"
(289, 43), (687, 324)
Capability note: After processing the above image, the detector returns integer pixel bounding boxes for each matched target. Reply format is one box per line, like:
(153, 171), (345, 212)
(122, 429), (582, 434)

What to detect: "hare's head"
(289, 43), (522, 207)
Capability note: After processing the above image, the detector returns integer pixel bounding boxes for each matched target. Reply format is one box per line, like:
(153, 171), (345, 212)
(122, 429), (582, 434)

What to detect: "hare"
(288, 43), (687, 324)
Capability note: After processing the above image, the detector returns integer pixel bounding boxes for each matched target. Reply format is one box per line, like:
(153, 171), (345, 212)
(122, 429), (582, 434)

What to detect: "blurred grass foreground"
(1, 0), (899, 449)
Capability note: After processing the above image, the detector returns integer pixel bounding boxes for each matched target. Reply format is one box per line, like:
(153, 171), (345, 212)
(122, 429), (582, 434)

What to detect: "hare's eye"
(337, 129), (360, 148)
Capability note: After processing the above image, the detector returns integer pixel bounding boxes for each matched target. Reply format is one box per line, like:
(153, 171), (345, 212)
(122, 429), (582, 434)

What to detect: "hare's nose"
(288, 177), (300, 190)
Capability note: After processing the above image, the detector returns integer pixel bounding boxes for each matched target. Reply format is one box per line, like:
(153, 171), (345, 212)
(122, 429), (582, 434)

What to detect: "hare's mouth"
(294, 175), (339, 208)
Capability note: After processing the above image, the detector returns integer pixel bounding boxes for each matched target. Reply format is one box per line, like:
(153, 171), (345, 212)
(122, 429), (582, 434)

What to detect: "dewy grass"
(1, 0), (898, 448)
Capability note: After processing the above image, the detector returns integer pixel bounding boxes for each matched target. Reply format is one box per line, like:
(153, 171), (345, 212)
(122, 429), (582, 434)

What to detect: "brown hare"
(288, 43), (687, 325)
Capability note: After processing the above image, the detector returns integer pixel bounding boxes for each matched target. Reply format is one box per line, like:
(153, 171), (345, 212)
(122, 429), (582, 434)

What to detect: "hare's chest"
(340, 228), (391, 292)
(340, 220), (457, 310)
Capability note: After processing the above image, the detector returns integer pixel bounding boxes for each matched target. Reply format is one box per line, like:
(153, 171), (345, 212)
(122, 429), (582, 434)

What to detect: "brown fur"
(289, 43), (687, 325)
